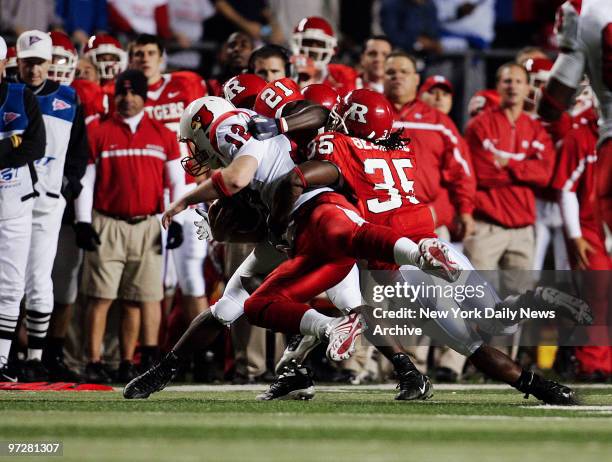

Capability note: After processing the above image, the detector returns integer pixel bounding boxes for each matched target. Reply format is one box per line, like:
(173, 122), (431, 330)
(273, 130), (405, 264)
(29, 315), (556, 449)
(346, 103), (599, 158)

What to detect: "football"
(208, 188), (268, 242)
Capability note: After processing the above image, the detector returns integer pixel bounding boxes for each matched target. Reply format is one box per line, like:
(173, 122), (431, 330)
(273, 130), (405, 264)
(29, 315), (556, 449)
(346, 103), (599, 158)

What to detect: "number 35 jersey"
(209, 109), (331, 211)
(310, 131), (435, 241)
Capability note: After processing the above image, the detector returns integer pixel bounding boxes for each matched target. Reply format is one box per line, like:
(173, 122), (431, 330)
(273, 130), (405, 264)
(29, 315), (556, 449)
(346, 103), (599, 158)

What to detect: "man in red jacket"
(74, 70), (186, 383)
(384, 51), (476, 243)
(464, 62), (555, 292)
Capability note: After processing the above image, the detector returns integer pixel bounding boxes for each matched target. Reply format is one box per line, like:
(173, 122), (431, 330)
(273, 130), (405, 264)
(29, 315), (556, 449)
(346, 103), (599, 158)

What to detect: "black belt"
(97, 211), (154, 224)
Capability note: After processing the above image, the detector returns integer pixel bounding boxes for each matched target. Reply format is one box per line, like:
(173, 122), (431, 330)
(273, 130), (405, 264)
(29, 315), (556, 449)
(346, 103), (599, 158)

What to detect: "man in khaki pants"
(463, 62), (555, 297)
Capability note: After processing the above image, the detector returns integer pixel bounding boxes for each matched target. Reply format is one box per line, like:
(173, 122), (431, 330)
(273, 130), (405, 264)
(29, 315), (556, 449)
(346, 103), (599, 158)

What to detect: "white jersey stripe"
(99, 148), (167, 161)
(561, 153), (598, 191)
(393, 120), (471, 175)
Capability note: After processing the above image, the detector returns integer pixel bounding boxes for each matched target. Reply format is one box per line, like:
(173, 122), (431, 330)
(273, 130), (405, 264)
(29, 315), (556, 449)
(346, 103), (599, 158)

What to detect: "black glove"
(247, 114), (283, 140)
(74, 222), (101, 251)
(166, 221), (184, 249)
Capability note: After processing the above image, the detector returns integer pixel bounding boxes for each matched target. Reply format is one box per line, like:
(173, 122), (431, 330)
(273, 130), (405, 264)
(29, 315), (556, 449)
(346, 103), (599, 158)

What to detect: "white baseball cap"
(16, 30), (52, 61)
(0, 36), (6, 60)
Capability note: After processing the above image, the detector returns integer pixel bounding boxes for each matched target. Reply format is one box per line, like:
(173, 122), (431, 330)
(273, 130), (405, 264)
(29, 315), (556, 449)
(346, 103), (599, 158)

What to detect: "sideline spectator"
(358, 35), (392, 93)
(75, 70), (185, 383)
(107, 0), (172, 40)
(55, 0), (109, 48)
(167, 0), (216, 71)
(0, 1), (61, 37)
(463, 62), (555, 293)
(379, 0), (441, 54)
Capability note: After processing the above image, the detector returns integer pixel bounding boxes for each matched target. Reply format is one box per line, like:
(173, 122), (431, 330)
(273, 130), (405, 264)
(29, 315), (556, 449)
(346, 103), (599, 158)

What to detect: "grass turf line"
(1, 387), (611, 462)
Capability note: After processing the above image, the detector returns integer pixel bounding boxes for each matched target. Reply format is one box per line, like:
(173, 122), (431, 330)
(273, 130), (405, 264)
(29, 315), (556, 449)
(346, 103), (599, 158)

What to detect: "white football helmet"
(179, 96), (236, 176)
(48, 31), (77, 85)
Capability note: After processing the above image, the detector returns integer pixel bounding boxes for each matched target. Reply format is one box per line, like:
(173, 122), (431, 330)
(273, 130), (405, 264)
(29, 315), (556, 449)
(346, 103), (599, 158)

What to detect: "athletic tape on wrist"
(278, 117), (289, 134)
(211, 170), (233, 198)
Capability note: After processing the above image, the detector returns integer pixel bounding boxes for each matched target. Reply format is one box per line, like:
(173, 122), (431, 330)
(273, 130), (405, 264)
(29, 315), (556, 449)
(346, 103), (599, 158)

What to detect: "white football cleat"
(418, 238), (461, 283)
(325, 312), (365, 362)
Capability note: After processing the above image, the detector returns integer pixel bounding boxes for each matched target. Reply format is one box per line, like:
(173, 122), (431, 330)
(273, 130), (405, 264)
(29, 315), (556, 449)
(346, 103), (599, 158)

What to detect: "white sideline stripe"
(119, 383), (612, 393)
(520, 405), (612, 412)
(393, 121), (471, 176)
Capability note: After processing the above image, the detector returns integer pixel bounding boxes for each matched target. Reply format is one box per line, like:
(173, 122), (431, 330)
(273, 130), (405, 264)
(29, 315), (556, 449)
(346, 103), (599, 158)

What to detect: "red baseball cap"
(419, 75), (453, 95)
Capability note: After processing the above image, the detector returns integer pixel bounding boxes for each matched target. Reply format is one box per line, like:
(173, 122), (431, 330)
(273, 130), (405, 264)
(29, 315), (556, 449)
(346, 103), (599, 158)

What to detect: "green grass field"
(1, 384), (611, 462)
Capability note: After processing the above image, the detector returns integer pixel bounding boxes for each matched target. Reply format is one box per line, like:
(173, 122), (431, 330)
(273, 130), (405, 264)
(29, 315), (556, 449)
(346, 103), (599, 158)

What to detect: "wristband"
(278, 117), (289, 134)
(211, 170), (233, 198)
(292, 166), (308, 189)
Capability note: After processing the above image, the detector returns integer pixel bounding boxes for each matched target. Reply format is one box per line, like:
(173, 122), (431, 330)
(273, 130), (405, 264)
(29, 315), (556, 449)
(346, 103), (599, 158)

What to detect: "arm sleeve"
(464, 119), (513, 189)
(63, 103), (90, 199)
(559, 190), (582, 238)
(0, 88), (46, 169)
(74, 163), (96, 223)
(506, 124), (555, 187)
(551, 130), (581, 191)
(440, 120), (476, 214)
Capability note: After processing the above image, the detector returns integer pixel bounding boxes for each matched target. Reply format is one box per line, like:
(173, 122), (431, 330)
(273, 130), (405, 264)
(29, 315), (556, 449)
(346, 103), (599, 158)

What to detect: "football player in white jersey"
(538, 0), (612, 231)
(123, 93), (456, 400)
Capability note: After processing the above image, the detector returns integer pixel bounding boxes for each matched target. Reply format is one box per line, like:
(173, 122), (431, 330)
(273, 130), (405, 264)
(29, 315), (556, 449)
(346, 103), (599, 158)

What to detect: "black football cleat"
(256, 360), (315, 401)
(123, 352), (180, 399)
(84, 362), (113, 384)
(0, 363), (18, 382)
(44, 355), (82, 382)
(391, 353), (434, 401)
(534, 287), (593, 325)
(516, 371), (577, 405)
(18, 359), (49, 382)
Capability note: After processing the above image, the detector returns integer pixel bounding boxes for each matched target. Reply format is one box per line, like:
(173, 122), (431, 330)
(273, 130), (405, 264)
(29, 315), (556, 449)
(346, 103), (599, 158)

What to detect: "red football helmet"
(84, 34), (127, 81)
(223, 74), (267, 110)
(301, 83), (340, 111)
(48, 31), (77, 85)
(336, 89), (394, 141)
(468, 89), (500, 117)
(254, 78), (304, 118)
(291, 16), (337, 68)
(524, 57), (554, 88)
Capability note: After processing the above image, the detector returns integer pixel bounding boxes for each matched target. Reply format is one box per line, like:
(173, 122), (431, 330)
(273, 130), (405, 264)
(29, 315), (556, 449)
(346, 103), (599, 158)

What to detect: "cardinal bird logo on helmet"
(191, 105), (215, 132)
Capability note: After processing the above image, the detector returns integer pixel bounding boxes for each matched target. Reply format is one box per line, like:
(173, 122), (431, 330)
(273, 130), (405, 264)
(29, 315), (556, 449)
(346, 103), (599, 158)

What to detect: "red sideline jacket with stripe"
(392, 99), (475, 228)
(88, 113), (180, 217)
(465, 107), (555, 228)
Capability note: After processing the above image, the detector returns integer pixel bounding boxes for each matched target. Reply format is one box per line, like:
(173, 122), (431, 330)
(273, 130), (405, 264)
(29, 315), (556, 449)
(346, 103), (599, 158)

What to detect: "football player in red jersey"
(265, 89), (586, 405)
(290, 16), (359, 96)
(552, 104), (612, 381)
(129, 33), (210, 369)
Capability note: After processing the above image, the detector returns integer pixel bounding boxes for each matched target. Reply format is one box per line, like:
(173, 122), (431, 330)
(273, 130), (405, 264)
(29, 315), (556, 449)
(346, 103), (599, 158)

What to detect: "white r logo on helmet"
(346, 103), (368, 123)
(224, 80), (246, 100)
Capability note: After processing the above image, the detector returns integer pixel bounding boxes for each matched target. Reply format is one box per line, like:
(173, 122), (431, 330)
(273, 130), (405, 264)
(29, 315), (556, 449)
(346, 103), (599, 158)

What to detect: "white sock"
(299, 309), (333, 339)
(393, 237), (420, 266)
(0, 339), (12, 367)
(27, 348), (43, 361)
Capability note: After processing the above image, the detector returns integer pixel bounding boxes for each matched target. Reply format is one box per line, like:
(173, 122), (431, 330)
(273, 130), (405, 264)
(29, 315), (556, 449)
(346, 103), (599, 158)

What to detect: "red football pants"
(244, 193), (403, 334)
